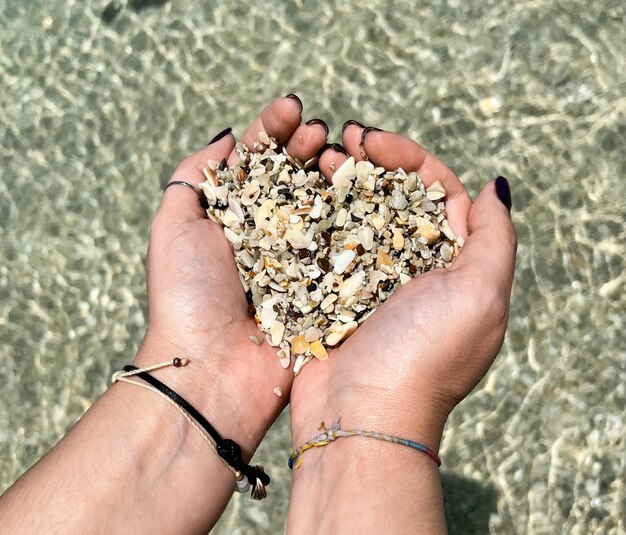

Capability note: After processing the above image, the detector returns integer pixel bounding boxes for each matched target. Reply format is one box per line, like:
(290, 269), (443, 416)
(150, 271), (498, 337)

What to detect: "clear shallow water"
(0, 0), (624, 533)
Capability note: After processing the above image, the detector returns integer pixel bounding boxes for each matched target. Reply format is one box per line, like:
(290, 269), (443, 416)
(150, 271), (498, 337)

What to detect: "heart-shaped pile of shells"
(199, 140), (461, 374)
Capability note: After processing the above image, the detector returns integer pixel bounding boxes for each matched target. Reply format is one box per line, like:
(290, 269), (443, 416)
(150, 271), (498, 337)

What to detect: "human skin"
(0, 96), (328, 534)
(287, 125), (517, 534)
(0, 97), (515, 534)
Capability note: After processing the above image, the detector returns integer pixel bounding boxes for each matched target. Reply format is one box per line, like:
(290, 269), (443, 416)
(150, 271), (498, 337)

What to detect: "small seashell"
(278, 346), (291, 369)
(309, 197), (323, 219)
(355, 160), (374, 182)
(285, 229), (312, 249)
(221, 209), (242, 228)
(254, 199), (276, 228)
(199, 182), (217, 205)
(325, 321), (358, 346)
(392, 230), (404, 250)
(400, 273), (412, 285)
(259, 131), (271, 145)
(440, 242), (453, 262)
(269, 320), (285, 346)
(228, 198), (245, 222)
(358, 227), (375, 251)
(371, 214), (386, 230)
(376, 251), (394, 268)
(426, 179), (447, 201)
(414, 217), (441, 244)
(241, 180), (261, 205)
(390, 190), (408, 210)
(273, 386), (283, 397)
(224, 227), (243, 248)
(310, 340), (328, 361)
(249, 335), (264, 346)
(291, 335), (309, 354)
(260, 299), (278, 329)
(320, 293), (338, 310)
(332, 156), (356, 188)
(363, 178), (376, 191)
(339, 271), (365, 298)
(278, 168), (291, 184)
(293, 354), (306, 374)
(332, 249), (356, 274)
(440, 221), (455, 241)
(305, 326), (320, 342)
(202, 165), (219, 188)
(335, 208), (348, 228)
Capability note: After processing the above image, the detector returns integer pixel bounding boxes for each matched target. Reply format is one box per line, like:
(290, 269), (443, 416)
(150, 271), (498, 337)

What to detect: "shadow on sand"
(442, 473), (498, 534)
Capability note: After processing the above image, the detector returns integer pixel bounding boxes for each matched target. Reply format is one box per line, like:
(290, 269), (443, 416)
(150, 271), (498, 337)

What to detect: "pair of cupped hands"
(135, 95), (517, 463)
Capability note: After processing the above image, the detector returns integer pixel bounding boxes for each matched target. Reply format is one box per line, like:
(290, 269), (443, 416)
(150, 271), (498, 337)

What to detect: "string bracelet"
(112, 358), (270, 500)
(288, 417), (441, 470)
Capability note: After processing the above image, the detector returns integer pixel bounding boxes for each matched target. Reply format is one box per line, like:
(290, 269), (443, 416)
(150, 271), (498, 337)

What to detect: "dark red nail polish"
(207, 127), (232, 145)
(360, 126), (383, 144)
(285, 93), (303, 113)
(495, 176), (512, 212)
(342, 120), (365, 133)
(305, 118), (329, 136)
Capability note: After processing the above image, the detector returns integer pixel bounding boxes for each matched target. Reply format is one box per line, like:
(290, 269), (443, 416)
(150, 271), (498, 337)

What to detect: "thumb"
(452, 176), (517, 293)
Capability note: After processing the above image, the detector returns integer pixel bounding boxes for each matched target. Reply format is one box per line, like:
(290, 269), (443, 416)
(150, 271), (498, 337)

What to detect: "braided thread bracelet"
(111, 359), (270, 500)
(288, 417), (441, 470)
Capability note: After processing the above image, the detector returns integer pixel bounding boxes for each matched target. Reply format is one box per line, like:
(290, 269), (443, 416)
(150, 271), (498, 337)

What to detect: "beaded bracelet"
(289, 417), (441, 469)
(112, 358), (270, 500)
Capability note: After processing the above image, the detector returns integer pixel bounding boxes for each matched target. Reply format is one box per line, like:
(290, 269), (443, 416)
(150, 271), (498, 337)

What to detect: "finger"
(284, 119), (329, 164)
(317, 143), (349, 183)
(159, 129), (235, 222)
(354, 128), (472, 239)
(227, 95), (303, 166)
(341, 120), (366, 162)
(452, 177), (517, 293)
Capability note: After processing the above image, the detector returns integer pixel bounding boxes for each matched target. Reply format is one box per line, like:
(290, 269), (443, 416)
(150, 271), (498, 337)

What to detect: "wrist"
(287, 417), (445, 534)
(291, 364), (447, 454)
(132, 327), (268, 459)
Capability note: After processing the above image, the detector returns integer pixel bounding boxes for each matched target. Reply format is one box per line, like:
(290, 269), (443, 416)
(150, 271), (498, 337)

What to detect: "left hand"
(135, 95), (328, 454)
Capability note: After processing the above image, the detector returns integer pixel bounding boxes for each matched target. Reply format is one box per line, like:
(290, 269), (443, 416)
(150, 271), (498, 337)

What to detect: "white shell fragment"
(331, 156), (356, 188)
(426, 179), (447, 201)
(200, 138), (459, 373)
(332, 250), (356, 274)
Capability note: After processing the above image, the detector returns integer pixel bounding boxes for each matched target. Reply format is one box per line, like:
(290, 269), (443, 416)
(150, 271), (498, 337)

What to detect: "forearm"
(287, 435), (446, 534)
(0, 339), (270, 534)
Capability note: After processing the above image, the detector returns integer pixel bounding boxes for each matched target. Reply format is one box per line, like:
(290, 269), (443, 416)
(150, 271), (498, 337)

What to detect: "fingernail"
(316, 143), (348, 158)
(285, 93), (303, 113)
(305, 118), (329, 136)
(207, 127), (232, 146)
(495, 176), (512, 212)
(360, 126), (383, 144)
(330, 143), (348, 155)
(342, 119), (365, 133)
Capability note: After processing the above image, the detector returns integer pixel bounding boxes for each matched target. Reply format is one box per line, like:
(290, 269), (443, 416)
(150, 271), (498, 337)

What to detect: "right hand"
(290, 125), (517, 451)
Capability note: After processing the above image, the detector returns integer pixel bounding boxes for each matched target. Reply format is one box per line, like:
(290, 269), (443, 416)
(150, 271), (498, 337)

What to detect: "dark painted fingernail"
(495, 176), (512, 212)
(342, 119), (365, 133)
(207, 127), (232, 146)
(285, 93), (303, 113)
(360, 126), (383, 144)
(316, 143), (348, 158)
(305, 118), (329, 136)
(330, 143), (348, 155)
